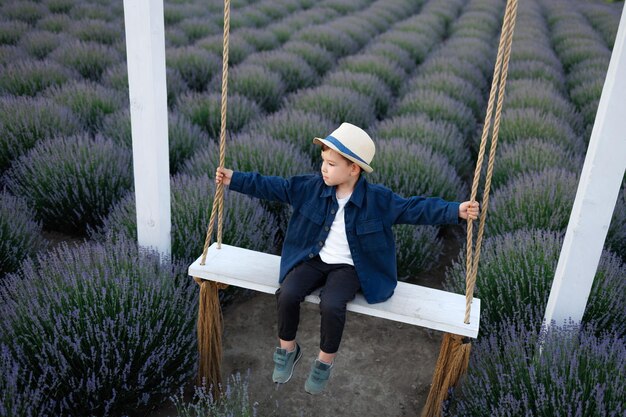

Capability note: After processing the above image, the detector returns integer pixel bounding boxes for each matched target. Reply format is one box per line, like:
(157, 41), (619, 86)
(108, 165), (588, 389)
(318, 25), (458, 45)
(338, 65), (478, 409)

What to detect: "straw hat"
(313, 123), (376, 173)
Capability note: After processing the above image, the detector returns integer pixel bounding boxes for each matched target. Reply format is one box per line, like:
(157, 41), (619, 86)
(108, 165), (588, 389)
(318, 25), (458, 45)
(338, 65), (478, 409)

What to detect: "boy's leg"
(275, 258), (327, 344)
(317, 264), (360, 356)
(305, 264), (360, 394)
(273, 258), (326, 384)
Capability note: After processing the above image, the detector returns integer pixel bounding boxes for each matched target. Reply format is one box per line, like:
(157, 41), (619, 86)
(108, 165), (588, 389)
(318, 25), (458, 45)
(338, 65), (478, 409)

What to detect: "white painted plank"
(123, 0), (171, 257)
(189, 243), (480, 338)
(544, 7), (626, 327)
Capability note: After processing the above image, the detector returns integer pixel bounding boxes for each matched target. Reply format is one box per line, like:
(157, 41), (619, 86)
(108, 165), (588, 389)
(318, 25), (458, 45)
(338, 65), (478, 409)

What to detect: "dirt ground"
(220, 291), (445, 417)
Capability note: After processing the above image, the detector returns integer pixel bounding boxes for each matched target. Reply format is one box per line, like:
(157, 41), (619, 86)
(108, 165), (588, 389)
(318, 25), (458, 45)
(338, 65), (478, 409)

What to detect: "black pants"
(275, 256), (361, 354)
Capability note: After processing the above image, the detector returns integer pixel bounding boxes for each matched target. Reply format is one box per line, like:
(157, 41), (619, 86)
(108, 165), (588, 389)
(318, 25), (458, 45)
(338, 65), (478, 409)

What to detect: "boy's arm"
(391, 194), (479, 225)
(391, 193), (461, 225)
(216, 167), (292, 204)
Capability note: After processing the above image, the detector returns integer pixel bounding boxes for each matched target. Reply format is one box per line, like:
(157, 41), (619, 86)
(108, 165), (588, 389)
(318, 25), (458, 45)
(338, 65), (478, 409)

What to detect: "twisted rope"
(464, 0), (518, 324)
(200, 0), (230, 265)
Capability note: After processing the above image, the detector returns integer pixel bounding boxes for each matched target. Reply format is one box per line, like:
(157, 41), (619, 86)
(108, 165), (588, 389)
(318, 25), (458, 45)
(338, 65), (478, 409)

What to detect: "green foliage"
(45, 80), (126, 134)
(444, 230), (626, 336)
(394, 224), (443, 279)
(244, 109), (336, 163)
(0, 192), (44, 276)
(373, 115), (471, 176)
(368, 139), (467, 202)
(393, 90), (476, 138)
(50, 40), (121, 81)
(0, 59), (72, 96)
(3, 134), (133, 234)
(488, 169), (578, 236)
(99, 174), (278, 263)
(171, 374), (256, 417)
(325, 71), (392, 118)
(0, 96), (81, 172)
(176, 92), (261, 138)
(288, 86), (376, 128)
(227, 64), (286, 112)
(283, 40), (335, 75)
(492, 139), (583, 190)
(167, 46), (221, 92)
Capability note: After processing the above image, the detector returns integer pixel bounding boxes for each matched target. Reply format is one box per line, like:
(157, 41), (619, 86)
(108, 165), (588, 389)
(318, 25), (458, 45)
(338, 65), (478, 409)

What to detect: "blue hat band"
(324, 135), (367, 165)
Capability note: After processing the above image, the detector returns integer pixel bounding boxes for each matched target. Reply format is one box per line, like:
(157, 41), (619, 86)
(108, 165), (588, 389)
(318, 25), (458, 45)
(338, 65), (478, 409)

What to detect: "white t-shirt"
(319, 194), (354, 265)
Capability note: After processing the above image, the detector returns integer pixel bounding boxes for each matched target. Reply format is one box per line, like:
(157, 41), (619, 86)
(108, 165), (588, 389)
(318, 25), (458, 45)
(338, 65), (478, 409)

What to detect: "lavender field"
(0, 0), (625, 416)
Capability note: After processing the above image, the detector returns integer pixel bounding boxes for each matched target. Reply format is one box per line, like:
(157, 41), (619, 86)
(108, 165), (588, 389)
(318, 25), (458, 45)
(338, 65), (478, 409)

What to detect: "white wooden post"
(543, 8), (626, 327)
(122, 0), (171, 257)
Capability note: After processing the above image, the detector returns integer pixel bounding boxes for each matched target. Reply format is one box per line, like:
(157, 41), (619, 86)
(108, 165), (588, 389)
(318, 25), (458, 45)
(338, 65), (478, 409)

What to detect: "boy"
(215, 122), (479, 394)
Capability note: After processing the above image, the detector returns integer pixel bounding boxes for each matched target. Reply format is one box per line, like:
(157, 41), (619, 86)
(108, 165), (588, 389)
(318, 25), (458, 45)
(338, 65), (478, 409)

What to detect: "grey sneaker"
(272, 343), (302, 383)
(304, 359), (333, 395)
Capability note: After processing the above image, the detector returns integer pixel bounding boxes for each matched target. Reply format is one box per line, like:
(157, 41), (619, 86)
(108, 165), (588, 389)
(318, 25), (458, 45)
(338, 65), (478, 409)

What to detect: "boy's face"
(320, 148), (360, 187)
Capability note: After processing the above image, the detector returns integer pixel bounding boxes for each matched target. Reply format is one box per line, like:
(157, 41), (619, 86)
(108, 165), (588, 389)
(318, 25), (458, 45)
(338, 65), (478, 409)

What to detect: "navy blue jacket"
(229, 172), (461, 304)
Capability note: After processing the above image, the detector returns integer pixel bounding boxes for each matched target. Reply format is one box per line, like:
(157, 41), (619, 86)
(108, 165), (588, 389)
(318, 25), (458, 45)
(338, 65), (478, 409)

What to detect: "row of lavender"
(0, 0), (624, 416)
(442, 0), (625, 415)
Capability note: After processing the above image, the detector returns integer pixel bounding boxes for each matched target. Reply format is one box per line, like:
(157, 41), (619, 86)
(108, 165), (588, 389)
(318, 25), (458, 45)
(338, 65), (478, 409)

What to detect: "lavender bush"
(392, 90), (476, 139)
(268, 7), (340, 44)
(0, 343), (53, 417)
(18, 30), (62, 59)
(338, 54), (406, 93)
(394, 224), (443, 280)
(364, 42), (414, 73)
(443, 229), (626, 337)
(247, 51), (318, 92)
(244, 109), (335, 163)
(50, 40), (121, 81)
(223, 64), (286, 112)
(171, 373), (256, 417)
(282, 41), (335, 75)
(182, 133), (313, 179)
(506, 79), (582, 133)
(70, 18), (121, 45)
(196, 33), (256, 66)
(496, 108), (584, 154)
(488, 169), (578, 236)
(368, 139), (467, 202)
(0, 20), (29, 45)
(0, 45), (28, 67)
(378, 31), (433, 64)
(373, 115), (471, 175)
(447, 323), (625, 417)
(45, 0), (74, 14)
(44, 80), (126, 134)
(3, 134), (132, 234)
(166, 46), (221, 92)
(36, 13), (72, 33)
(288, 86), (376, 128)
(507, 60), (564, 92)
(237, 27), (279, 52)
(492, 139), (583, 190)
(179, 17), (219, 42)
(294, 26), (359, 57)
(408, 73), (485, 119)
(1, 2), (47, 25)
(0, 193), (44, 276)
(0, 238), (198, 416)
(0, 59), (73, 96)
(419, 56), (487, 91)
(99, 174), (278, 263)
(0, 96), (80, 172)
(325, 71), (392, 118)
(176, 92), (261, 138)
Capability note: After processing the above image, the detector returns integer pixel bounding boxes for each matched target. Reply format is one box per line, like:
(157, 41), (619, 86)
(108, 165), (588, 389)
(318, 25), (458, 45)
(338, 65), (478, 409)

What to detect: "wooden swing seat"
(189, 243), (480, 338)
